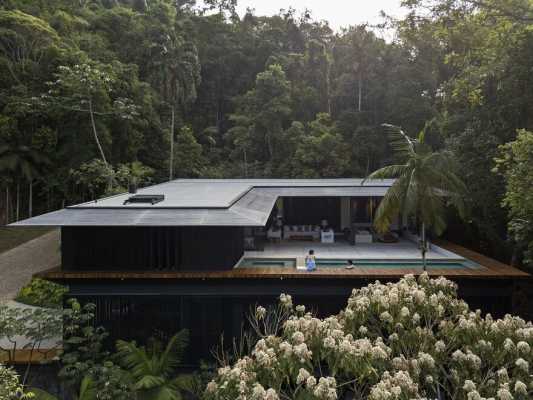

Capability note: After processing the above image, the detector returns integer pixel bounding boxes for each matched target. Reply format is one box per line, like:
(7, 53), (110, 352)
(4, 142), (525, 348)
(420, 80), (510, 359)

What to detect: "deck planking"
(36, 239), (530, 281)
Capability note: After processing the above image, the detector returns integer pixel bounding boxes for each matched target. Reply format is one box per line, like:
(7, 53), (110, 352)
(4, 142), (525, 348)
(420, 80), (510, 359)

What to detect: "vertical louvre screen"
(62, 226), (244, 271)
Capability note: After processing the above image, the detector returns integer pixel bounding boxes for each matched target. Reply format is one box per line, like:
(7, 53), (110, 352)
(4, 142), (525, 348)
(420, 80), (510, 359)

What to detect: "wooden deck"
(0, 349), (60, 364)
(37, 240), (529, 281)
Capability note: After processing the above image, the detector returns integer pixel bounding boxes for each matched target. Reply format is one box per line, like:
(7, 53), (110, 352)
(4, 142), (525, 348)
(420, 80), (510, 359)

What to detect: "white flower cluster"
(313, 377), (337, 400)
(279, 293), (292, 308)
(205, 274), (533, 400)
(252, 338), (278, 367)
(255, 306), (266, 320)
(451, 349), (482, 370)
(369, 371), (419, 400)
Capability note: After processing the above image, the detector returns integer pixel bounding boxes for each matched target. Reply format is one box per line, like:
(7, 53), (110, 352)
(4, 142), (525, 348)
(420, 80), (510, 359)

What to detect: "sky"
(234, 0), (407, 32)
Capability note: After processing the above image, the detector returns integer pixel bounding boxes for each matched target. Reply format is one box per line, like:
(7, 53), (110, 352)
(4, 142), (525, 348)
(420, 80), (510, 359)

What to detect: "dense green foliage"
(0, 0), (532, 264)
(494, 130), (533, 268)
(56, 299), (201, 400)
(15, 277), (68, 308)
(59, 299), (132, 398)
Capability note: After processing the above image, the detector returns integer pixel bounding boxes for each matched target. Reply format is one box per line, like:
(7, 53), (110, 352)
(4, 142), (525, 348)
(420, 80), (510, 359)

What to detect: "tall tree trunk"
(169, 105), (175, 181)
(357, 71), (362, 112)
(326, 60), (332, 114)
(266, 133), (273, 162)
(243, 148), (248, 178)
(88, 99), (108, 166)
(5, 186), (9, 225)
(16, 182), (20, 221)
(421, 221), (427, 272)
(28, 180), (33, 218)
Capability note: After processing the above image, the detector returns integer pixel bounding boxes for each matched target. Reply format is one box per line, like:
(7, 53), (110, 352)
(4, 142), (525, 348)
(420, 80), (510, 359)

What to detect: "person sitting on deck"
(305, 249), (316, 271)
(345, 259), (355, 270)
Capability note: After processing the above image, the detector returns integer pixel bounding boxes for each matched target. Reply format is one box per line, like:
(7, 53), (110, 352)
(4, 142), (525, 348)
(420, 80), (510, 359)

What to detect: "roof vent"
(123, 194), (165, 205)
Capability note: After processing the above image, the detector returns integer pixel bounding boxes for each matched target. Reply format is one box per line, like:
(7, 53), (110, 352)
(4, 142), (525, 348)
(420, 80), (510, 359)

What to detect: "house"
(11, 179), (529, 361)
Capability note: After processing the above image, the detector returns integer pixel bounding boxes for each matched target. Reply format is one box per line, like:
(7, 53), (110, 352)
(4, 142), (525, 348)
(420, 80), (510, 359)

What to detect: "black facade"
(67, 277), (517, 363)
(61, 226), (244, 271)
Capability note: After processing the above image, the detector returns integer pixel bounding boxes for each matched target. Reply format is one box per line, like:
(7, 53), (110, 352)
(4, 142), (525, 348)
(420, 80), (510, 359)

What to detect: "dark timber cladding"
(61, 226), (244, 271)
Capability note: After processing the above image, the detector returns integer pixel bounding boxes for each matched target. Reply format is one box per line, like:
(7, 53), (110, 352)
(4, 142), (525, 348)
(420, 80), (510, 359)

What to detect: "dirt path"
(0, 229), (60, 300)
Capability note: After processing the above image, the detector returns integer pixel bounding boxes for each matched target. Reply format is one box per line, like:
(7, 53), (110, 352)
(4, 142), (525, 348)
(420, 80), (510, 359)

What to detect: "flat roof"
(11, 178), (394, 227)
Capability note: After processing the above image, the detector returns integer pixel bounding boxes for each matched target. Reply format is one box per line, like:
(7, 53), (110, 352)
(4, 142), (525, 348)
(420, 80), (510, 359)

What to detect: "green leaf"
(77, 376), (97, 400)
(29, 388), (59, 400)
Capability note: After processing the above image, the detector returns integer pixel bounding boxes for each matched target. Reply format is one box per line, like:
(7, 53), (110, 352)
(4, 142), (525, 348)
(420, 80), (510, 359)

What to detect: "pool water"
(237, 258), (481, 270)
(238, 258), (296, 268)
(315, 259), (481, 269)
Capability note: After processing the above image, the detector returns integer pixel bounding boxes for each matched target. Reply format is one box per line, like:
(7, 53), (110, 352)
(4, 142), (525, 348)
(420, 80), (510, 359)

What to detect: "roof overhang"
(10, 179), (393, 227)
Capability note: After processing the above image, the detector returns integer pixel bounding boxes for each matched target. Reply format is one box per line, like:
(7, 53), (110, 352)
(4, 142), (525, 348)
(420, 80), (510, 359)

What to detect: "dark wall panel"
(62, 226), (244, 271)
(283, 197), (340, 229)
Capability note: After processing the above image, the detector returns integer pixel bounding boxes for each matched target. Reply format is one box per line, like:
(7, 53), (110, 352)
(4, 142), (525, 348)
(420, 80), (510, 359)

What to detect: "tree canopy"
(0, 0), (532, 267)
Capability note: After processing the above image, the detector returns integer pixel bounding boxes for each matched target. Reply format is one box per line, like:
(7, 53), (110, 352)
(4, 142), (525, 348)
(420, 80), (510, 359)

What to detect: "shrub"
(53, 299), (133, 400)
(15, 278), (68, 309)
(0, 363), (30, 399)
(204, 273), (533, 400)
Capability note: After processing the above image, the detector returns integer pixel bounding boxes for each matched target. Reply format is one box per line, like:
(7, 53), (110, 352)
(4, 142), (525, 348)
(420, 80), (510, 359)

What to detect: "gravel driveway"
(0, 229), (60, 300)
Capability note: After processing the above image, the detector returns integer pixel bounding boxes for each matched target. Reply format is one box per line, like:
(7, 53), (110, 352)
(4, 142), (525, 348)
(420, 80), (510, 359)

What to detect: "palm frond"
(29, 388), (59, 400)
(78, 375), (97, 400)
(382, 124), (415, 158)
(170, 374), (197, 393)
(367, 123), (468, 236)
(365, 164), (407, 181)
(141, 386), (181, 400)
(134, 375), (166, 390)
(373, 178), (407, 233)
(116, 340), (153, 378)
(402, 169), (419, 219)
(159, 330), (189, 376)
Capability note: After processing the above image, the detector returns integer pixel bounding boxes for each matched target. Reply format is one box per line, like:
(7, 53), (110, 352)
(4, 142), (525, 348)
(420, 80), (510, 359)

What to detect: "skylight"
(123, 194), (165, 205)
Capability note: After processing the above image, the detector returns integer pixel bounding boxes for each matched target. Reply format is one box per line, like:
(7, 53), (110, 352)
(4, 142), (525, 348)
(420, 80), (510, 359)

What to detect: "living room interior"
(245, 195), (400, 249)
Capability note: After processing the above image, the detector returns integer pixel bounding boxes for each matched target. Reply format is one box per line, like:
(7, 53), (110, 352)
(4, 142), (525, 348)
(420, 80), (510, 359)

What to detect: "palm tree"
(115, 330), (193, 400)
(148, 22), (201, 181)
(366, 124), (467, 271)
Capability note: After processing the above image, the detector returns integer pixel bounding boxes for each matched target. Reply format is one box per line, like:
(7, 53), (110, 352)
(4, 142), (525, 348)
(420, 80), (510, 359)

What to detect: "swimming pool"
(315, 259), (481, 269)
(237, 258), (481, 270)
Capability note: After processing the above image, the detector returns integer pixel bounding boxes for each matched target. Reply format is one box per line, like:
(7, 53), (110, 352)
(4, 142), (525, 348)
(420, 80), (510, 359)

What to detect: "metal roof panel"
(11, 179), (394, 227)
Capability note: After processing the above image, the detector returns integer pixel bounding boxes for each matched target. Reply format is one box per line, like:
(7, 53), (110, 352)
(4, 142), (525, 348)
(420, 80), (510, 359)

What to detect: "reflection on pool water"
(237, 258), (481, 270)
(315, 259), (481, 269)
(238, 258), (296, 268)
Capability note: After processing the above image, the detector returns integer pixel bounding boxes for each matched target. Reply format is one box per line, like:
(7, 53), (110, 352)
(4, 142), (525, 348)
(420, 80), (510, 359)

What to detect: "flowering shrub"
(204, 274), (533, 400)
(0, 364), (31, 399)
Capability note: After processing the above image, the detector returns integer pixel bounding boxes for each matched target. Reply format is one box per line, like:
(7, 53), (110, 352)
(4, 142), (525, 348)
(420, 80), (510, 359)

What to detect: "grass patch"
(0, 226), (53, 254)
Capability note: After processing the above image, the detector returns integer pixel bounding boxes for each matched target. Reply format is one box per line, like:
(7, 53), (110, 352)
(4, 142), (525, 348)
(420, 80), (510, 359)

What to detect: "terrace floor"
(37, 239), (530, 281)
(244, 238), (461, 261)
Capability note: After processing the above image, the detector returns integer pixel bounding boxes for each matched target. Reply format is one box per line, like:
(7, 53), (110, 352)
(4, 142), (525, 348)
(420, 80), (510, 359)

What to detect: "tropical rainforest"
(0, 0), (532, 268)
